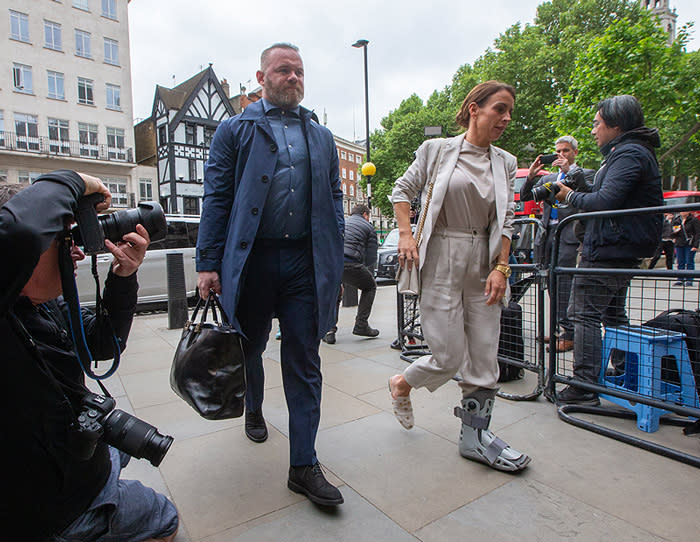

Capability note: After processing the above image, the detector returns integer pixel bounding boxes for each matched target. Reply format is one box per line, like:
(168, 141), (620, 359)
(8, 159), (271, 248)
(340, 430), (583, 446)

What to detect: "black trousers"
(331, 262), (376, 331)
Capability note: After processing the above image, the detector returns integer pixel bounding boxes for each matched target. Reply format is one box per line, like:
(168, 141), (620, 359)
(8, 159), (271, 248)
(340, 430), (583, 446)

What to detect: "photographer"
(0, 170), (178, 540)
(521, 136), (594, 352)
(553, 96), (663, 405)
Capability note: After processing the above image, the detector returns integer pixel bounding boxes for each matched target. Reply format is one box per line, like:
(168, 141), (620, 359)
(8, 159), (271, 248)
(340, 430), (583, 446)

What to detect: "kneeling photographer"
(0, 170), (178, 541)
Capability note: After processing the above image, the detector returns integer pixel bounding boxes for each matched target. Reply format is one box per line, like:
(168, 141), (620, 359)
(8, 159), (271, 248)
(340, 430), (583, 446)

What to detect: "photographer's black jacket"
(0, 171), (138, 539)
(568, 127), (664, 262)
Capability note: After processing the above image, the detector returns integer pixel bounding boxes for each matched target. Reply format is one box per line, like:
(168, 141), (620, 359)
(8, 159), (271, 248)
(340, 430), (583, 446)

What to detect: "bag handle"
(415, 141), (446, 246)
(189, 291), (230, 326)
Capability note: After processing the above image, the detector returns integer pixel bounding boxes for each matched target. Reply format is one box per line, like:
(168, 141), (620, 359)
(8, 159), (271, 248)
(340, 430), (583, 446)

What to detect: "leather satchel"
(396, 141), (446, 295)
(170, 292), (246, 420)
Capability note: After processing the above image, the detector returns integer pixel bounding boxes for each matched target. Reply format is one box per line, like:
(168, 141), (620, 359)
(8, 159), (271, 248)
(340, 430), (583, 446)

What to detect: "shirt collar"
(262, 98), (300, 118)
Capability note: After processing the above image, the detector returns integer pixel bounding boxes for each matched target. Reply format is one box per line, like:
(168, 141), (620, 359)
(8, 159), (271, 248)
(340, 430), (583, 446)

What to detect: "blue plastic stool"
(600, 325), (699, 432)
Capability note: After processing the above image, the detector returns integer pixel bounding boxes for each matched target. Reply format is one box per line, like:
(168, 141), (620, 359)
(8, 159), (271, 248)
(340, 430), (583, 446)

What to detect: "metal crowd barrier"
(395, 217), (548, 401)
(546, 203), (700, 468)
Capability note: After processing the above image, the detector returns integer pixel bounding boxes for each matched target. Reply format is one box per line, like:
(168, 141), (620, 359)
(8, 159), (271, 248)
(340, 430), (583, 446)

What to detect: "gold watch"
(494, 263), (512, 279)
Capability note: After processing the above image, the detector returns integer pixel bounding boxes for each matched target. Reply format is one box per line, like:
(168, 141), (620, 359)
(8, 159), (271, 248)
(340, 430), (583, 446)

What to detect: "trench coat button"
(261, 175), (269, 183)
(251, 208), (259, 215)
(240, 241), (248, 249)
(270, 144), (278, 152)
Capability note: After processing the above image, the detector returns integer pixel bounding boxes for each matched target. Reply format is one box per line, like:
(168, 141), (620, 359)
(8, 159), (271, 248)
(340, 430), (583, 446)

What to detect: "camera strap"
(58, 232), (121, 380)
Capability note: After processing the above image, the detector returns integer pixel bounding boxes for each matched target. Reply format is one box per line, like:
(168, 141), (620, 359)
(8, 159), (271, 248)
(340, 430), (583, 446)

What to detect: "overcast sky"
(128, 0), (699, 141)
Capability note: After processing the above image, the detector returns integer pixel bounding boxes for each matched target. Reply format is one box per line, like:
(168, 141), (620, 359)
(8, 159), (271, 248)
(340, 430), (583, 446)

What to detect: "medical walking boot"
(454, 388), (531, 472)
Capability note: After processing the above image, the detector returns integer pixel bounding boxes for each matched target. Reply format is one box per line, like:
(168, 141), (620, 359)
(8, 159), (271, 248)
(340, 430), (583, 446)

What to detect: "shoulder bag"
(396, 142), (446, 295)
(170, 291), (246, 420)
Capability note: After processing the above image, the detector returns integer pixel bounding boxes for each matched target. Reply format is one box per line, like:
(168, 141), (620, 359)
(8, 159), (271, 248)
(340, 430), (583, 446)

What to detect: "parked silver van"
(76, 215), (200, 307)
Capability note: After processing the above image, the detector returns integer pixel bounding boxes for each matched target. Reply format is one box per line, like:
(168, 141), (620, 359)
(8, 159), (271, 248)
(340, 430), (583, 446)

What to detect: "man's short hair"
(260, 42), (300, 71)
(596, 95), (644, 132)
(555, 135), (578, 151)
(0, 183), (24, 208)
(351, 204), (370, 216)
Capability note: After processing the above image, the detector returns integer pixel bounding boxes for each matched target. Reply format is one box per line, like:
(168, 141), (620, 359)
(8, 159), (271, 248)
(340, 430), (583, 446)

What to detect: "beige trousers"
(403, 229), (502, 396)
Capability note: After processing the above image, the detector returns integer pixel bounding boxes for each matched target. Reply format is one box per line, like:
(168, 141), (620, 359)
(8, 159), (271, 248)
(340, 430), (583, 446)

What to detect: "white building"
(0, 0), (155, 207)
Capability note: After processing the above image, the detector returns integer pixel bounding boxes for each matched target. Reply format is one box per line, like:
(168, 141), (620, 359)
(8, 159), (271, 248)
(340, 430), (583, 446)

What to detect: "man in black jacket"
(521, 136), (595, 352)
(0, 171), (178, 540)
(324, 204), (379, 344)
(553, 95), (663, 405)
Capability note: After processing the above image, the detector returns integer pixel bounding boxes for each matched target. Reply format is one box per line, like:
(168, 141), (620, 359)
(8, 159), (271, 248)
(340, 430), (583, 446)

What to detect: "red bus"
(664, 190), (700, 217)
(513, 168), (547, 217)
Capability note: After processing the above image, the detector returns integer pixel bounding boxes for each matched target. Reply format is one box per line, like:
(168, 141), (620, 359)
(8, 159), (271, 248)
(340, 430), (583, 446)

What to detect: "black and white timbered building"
(135, 65), (236, 215)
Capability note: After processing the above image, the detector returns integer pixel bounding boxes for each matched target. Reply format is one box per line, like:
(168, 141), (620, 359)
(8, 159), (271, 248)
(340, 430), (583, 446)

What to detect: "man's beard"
(267, 85), (304, 108)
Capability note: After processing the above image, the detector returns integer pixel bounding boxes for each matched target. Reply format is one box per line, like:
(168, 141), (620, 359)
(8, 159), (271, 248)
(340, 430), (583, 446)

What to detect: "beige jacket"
(391, 133), (516, 270)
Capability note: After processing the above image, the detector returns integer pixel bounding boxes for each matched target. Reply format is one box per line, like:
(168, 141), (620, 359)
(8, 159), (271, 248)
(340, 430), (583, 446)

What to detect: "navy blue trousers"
(236, 240), (321, 466)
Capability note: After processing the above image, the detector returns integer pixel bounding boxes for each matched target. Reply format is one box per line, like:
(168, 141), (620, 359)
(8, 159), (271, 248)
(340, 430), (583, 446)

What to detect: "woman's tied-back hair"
(455, 80), (516, 129)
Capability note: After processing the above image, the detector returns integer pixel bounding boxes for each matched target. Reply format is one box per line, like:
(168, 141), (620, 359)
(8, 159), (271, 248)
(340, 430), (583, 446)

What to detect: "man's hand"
(552, 155), (570, 173)
(554, 182), (572, 203)
(528, 156), (545, 180)
(78, 173), (112, 211)
(198, 271), (221, 295)
(106, 223), (150, 277)
(484, 269), (507, 306)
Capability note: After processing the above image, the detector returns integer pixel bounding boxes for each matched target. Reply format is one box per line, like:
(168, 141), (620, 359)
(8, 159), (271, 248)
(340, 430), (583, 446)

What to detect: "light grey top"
(435, 139), (495, 232)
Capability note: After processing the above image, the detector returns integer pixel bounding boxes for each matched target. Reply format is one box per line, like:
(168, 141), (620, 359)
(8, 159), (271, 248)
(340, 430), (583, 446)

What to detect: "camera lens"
(102, 409), (174, 467)
(98, 201), (167, 245)
(531, 182), (559, 202)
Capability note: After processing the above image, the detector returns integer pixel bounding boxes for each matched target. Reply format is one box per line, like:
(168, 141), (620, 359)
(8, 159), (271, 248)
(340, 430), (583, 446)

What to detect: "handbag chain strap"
(415, 141), (446, 246)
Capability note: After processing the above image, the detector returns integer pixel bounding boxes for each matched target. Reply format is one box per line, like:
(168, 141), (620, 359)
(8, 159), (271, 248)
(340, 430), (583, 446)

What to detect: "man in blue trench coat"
(197, 43), (345, 505)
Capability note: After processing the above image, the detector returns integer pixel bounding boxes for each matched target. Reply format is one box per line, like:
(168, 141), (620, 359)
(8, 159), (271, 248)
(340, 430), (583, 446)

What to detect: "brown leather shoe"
(555, 338), (574, 352)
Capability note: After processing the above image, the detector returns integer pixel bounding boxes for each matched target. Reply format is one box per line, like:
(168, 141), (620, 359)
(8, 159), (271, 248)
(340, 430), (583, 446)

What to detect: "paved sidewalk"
(93, 284), (700, 541)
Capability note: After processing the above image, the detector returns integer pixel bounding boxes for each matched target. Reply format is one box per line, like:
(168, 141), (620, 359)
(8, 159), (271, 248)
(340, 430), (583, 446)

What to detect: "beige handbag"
(396, 142), (445, 295)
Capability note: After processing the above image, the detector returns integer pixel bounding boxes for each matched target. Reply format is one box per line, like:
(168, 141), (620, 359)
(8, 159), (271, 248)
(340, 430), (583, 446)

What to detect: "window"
(139, 179), (153, 200)
(204, 127), (215, 147)
(158, 124), (167, 146)
(185, 123), (196, 145)
(183, 197), (200, 215)
(78, 77), (94, 105)
(188, 159), (197, 180)
(104, 38), (119, 65)
(102, 0), (117, 19)
(78, 122), (98, 157)
(12, 63), (33, 94)
(350, 185), (355, 196)
(342, 183), (347, 195)
(18, 171), (41, 184)
(356, 155), (362, 164)
(347, 153), (354, 162)
(106, 83), (120, 110)
(15, 113), (39, 151)
(340, 150), (347, 160)
(47, 71), (65, 99)
(105, 178), (128, 207)
(75, 29), (92, 58)
(0, 111), (4, 147)
(73, 0), (90, 11)
(44, 20), (62, 50)
(0, 170), (7, 183)
(10, 11), (29, 42)
(341, 167), (347, 179)
(106, 126), (125, 159)
(48, 118), (70, 154)
(349, 170), (354, 181)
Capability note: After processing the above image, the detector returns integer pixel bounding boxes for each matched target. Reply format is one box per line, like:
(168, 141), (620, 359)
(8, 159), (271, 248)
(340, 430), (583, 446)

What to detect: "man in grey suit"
(521, 136), (594, 352)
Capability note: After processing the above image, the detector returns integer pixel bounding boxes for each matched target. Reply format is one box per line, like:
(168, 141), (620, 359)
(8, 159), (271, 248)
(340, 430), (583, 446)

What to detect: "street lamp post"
(352, 38), (372, 209)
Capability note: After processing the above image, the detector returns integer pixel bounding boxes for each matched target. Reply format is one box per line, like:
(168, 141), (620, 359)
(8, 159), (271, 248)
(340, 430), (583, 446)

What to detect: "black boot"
(322, 331), (336, 344)
(288, 463), (344, 506)
(245, 409), (268, 443)
(352, 323), (379, 337)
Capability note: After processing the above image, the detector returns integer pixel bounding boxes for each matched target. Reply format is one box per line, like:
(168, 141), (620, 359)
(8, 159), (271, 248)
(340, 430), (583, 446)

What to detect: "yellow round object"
(361, 162), (376, 176)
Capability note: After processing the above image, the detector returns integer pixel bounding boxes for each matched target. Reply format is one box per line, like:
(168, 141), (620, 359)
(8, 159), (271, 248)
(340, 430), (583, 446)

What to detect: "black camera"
(71, 392), (173, 467)
(531, 169), (585, 203)
(539, 153), (558, 165)
(72, 194), (167, 255)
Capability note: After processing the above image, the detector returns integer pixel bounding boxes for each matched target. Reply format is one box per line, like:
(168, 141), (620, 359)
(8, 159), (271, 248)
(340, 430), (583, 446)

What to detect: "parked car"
(376, 226), (415, 280)
(76, 215), (200, 307)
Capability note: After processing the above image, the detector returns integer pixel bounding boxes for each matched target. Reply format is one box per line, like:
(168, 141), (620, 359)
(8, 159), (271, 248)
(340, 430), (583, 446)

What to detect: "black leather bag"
(170, 292), (246, 420)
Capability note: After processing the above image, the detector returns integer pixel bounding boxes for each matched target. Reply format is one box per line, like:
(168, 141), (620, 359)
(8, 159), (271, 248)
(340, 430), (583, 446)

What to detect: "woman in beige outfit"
(388, 81), (530, 472)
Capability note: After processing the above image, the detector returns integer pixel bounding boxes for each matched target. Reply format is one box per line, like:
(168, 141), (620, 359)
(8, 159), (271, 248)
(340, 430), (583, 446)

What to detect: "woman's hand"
(397, 231), (419, 271)
(106, 223), (150, 277)
(484, 268), (507, 306)
(78, 172), (112, 211)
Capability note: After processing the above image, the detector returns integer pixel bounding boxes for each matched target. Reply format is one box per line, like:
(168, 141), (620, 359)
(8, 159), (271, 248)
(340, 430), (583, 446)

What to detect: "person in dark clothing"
(521, 135), (595, 353)
(553, 95), (664, 405)
(649, 212), (675, 270)
(324, 204), (379, 344)
(671, 211), (700, 286)
(0, 171), (178, 541)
